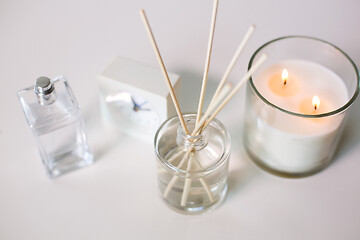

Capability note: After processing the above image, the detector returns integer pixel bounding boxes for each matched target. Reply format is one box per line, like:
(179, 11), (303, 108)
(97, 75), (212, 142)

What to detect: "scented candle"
(244, 36), (359, 177)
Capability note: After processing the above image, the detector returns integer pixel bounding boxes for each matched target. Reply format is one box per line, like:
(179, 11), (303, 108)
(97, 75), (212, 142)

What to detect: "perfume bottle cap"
(35, 76), (54, 95)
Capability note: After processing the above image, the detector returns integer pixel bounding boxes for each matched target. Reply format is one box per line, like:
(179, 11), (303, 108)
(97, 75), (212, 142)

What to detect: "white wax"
(256, 60), (348, 113)
(246, 60), (349, 173)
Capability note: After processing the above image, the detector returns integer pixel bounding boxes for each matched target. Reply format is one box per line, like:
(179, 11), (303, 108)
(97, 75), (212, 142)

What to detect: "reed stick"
(193, 53), (268, 134)
(195, 0), (219, 125)
(180, 151), (215, 205)
(164, 148), (213, 202)
(172, 0), (221, 201)
(208, 25), (255, 108)
(167, 149), (184, 164)
(139, 9), (189, 135)
(181, 153), (194, 206)
(163, 150), (192, 198)
(193, 83), (232, 135)
(193, 155), (214, 202)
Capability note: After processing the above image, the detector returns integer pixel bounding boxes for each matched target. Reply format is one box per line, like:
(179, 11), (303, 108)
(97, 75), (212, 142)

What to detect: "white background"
(1, 0), (360, 239)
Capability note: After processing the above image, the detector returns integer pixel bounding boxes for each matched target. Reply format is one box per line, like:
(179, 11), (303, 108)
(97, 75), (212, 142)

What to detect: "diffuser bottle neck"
(176, 118), (209, 151)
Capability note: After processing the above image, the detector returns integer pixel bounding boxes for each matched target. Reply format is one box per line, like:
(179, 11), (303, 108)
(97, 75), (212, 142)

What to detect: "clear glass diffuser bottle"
(17, 76), (93, 178)
(154, 114), (231, 214)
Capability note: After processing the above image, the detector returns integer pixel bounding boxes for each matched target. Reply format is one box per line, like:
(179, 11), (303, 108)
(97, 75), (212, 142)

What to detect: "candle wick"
(283, 80), (287, 86)
(314, 105), (317, 110)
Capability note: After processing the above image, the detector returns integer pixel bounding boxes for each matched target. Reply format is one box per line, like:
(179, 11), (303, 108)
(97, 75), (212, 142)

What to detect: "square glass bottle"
(17, 76), (93, 178)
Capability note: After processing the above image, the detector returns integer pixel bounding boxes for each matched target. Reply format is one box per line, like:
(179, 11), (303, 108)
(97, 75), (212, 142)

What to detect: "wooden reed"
(195, 53), (268, 134)
(208, 25), (255, 107)
(139, 9), (189, 135)
(195, 0), (219, 125)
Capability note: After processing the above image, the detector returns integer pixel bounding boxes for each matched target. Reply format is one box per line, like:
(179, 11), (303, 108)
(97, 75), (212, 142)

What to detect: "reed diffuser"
(140, 0), (267, 214)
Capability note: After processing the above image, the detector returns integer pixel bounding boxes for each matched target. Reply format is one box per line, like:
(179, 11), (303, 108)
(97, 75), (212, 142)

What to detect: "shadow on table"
(81, 98), (126, 162)
(227, 145), (260, 200)
(332, 97), (360, 164)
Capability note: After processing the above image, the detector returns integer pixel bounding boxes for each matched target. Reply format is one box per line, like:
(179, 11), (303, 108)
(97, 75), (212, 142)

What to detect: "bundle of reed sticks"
(139, 0), (267, 207)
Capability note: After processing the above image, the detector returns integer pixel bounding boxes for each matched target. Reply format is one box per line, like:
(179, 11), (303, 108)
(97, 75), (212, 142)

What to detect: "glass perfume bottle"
(17, 76), (93, 178)
(154, 114), (231, 214)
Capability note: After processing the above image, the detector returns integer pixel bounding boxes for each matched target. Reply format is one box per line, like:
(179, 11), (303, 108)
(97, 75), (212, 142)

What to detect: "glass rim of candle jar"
(248, 35), (360, 119)
(154, 113), (231, 178)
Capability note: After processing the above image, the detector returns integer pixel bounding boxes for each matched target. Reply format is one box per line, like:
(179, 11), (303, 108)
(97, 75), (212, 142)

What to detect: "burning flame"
(281, 69), (288, 85)
(312, 96), (320, 110)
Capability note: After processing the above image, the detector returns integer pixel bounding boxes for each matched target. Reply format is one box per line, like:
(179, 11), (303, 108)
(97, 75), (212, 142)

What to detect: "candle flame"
(282, 69), (288, 85)
(312, 95), (320, 110)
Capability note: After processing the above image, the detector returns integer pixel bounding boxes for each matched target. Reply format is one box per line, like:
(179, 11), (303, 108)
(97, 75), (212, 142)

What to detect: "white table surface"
(1, 0), (360, 239)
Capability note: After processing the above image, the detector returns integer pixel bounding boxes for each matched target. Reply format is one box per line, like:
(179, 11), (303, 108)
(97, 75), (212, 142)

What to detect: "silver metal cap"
(35, 76), (54, 95)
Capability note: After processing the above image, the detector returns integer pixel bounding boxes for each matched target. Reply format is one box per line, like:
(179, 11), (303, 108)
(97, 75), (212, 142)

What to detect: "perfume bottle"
(17, 76), (93, 178)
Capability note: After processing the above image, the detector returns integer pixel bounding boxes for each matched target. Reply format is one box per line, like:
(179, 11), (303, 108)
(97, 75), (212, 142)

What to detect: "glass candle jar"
(244, 36), (359, 177)
(154, 114), (231, 214)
